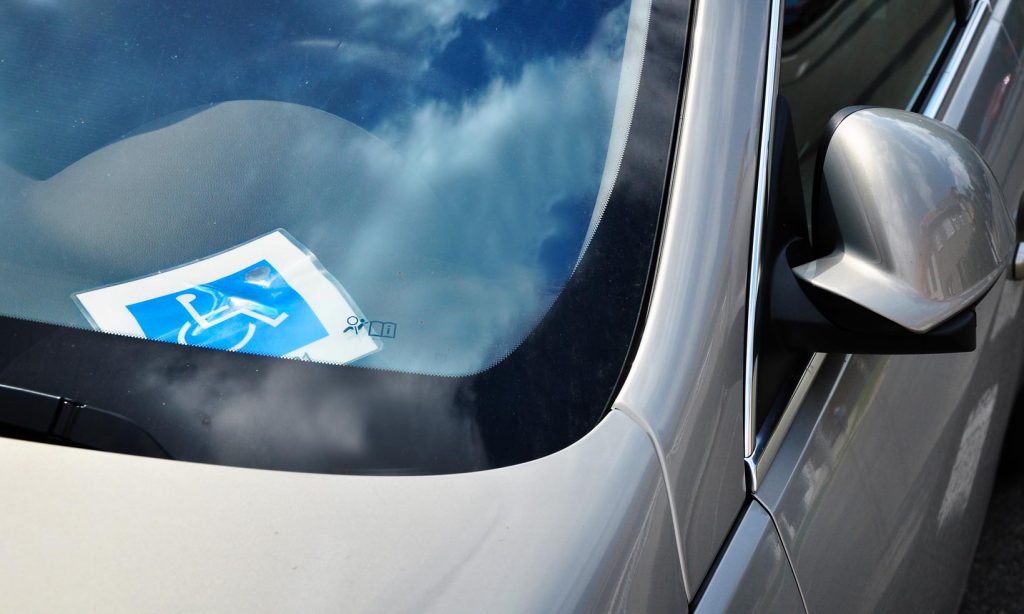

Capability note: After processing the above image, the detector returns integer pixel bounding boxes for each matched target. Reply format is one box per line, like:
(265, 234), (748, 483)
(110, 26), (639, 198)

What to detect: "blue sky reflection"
(0, 0), (649, 374)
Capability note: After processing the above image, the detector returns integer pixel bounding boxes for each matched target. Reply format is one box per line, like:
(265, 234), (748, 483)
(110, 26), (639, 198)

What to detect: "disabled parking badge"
(74, 230), (380, 364)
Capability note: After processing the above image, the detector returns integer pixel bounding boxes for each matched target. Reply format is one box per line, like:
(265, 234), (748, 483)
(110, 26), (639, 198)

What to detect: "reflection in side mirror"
(771, 107), (1014, 354)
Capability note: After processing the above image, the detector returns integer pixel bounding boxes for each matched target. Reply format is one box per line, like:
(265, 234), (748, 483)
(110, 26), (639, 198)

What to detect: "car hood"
(0, 410), (683, 612)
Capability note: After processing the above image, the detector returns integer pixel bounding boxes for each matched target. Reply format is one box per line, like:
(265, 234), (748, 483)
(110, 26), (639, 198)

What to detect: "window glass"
(0, 0), (645, 377)
(755, 0), (957, 436)
(0, 0), (690, 475)
(781, 0), (956, 199)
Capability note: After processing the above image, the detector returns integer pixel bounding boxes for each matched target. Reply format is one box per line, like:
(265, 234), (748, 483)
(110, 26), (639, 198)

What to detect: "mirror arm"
(769, 240), (977, 354)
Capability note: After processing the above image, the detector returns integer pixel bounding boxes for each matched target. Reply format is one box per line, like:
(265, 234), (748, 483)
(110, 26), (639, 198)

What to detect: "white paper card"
(74, 230), (380, 364)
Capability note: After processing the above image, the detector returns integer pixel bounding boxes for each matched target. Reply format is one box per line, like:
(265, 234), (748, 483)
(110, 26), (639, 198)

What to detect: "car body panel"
(751, 4), (1024, 611)
(792, 108), (1013, 334)
(977, 5), (1024, 211)
(693, 502), (805, 614)
(993, 0), (1024, 58)
(0, 411), (685, 613)
(1, 0), (1022, 610)
(613, 0), (769, 596)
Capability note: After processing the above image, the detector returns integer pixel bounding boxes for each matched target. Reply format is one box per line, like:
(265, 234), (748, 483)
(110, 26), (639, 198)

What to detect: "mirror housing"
(772, 107), (1014, 354)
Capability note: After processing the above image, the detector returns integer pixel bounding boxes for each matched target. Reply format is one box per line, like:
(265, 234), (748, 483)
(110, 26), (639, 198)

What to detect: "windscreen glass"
(0, 0), (689, 474)
(1, 0), (646, 376)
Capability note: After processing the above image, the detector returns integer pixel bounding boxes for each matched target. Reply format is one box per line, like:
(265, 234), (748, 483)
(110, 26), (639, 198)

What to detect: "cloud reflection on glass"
(0, 0), (646, 375)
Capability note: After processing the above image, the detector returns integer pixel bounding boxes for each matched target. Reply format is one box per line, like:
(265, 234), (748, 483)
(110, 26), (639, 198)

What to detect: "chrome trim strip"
(922, 0), (991, 119)
(744, 0), (991, 490)
(909, 21), (958, 107)
(745, 353), (825, 490)
(743, 0), (784, 458)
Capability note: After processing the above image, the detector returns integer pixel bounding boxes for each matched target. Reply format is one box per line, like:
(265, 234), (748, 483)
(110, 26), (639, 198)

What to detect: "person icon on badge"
(344, 315), (367, 334)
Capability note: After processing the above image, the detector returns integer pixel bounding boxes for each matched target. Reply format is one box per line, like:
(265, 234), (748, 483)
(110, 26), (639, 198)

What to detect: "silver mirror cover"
(793, 107), (1014, 333)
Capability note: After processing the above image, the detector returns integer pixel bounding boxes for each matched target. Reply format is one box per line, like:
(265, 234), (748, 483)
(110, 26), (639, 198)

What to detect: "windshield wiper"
(0, 384), (172, 459)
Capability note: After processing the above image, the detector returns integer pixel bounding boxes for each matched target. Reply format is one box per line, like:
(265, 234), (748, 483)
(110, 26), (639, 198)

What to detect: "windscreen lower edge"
(0, 0), (692, 475)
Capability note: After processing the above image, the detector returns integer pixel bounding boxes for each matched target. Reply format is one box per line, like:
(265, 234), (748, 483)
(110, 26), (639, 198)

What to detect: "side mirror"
(772, 107), (1014, 354)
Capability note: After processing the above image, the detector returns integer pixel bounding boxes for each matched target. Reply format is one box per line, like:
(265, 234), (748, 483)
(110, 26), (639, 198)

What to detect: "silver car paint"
(0, 411), (686, 613)
(693, 502), (805, 614)
(613, 0), (770, 596)
(0, 0), (1020, 611)
(0, 1), (724, 611)
(981, 0), (1024, 207)
(751, 3), (1024, 613)
(0, 0), (768, 608)
(994, 0), (1024, 58)
(793, 108), (1014, 333)
(0, 0), (754, 609)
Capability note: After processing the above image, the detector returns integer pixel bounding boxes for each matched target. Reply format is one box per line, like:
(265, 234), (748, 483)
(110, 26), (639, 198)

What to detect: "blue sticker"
(126, 260), (328, 355)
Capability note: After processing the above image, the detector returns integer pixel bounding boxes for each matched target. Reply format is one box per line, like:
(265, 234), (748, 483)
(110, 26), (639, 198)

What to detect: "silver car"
(0, 0), (1021, 611)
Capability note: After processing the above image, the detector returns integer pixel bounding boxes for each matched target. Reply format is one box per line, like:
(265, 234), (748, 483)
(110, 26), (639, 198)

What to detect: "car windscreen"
(0, 0), (690, 474)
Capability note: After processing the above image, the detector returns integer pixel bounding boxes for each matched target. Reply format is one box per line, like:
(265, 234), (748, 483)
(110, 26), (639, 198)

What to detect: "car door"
(746, 1), (1024, 612)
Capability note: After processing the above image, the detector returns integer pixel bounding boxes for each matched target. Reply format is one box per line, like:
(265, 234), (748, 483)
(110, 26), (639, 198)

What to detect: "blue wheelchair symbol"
(126, 261), (329, 356)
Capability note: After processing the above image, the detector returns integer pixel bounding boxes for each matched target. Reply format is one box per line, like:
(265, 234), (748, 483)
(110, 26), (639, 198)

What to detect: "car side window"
(754, 0), (959, 437)
(780, 0), (957, 202)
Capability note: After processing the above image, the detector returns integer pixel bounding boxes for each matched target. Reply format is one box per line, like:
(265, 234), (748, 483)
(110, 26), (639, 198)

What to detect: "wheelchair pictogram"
(79, 231), (382, 364)
(125, 259), (329, 357)
(175, 290), (290, 351)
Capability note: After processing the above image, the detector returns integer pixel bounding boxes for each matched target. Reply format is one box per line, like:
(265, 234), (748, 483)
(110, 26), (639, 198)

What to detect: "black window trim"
(744, 0), (985, 491)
